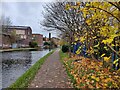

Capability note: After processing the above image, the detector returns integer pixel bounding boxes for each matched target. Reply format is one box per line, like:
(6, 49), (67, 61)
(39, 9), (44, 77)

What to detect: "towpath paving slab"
(28, 49), (72, 88)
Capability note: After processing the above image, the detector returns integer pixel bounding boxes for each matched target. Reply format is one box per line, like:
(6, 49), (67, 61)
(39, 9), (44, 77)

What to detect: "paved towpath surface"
(28, 49), (72, 88)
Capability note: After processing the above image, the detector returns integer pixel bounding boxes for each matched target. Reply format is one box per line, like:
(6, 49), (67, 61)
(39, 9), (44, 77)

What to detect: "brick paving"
(28, 49), (72, 88)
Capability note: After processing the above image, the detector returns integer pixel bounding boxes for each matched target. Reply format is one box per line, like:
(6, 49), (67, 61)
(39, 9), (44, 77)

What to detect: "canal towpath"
(28, 49), (72, 88)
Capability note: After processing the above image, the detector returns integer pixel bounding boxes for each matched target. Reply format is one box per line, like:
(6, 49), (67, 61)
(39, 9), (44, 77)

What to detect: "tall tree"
(41, 2), (84, 56)
(1, 15), (12, 33)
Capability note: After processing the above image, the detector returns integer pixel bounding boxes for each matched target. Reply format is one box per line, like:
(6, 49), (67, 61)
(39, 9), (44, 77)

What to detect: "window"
(16, 30), (25, 34)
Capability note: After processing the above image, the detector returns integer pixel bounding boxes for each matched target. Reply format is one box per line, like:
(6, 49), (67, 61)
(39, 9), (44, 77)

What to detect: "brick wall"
(32, 34), (43, 46)
(1, 34), (11, 48)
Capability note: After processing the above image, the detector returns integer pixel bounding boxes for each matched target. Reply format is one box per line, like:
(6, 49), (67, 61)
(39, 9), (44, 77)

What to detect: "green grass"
(8, 50), (54, 88)
(59, 50), (77, 89)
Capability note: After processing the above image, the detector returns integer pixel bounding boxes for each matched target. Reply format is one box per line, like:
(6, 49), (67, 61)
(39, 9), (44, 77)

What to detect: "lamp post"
(49, 33), (51, 51)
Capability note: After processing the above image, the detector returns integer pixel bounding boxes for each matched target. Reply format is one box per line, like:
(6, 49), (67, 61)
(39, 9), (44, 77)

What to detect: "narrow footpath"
(28, 49), (72, 88)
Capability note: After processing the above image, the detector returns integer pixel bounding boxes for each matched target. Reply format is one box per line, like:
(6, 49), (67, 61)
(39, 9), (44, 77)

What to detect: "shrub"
(29, 42), (38, 48)
(70, 45), (74, 52)
(44, 42), (50, 46)
(62, 45), (69, 53)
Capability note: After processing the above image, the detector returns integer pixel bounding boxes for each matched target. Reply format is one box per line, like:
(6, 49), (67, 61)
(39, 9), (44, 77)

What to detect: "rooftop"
(2, 25), (32, 30)
(32, 34), (43, 36)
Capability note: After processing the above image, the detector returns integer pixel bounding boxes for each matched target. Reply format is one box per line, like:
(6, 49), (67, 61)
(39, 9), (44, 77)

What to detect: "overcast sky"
(2, 1), (58, 37)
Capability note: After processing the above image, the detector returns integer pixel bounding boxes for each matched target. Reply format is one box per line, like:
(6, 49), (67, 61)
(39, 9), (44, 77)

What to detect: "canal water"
(1, 49), (50, 88)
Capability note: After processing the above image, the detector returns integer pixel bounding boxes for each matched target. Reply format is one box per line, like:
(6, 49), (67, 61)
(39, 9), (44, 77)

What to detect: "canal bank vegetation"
(8, 50), (54, 88)
(59, 50), (77, 88)
(60, 50), (120, 89)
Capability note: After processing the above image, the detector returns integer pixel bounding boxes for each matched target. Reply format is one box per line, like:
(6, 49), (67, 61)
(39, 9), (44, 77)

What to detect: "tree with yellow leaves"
(65, 1), (120, 69)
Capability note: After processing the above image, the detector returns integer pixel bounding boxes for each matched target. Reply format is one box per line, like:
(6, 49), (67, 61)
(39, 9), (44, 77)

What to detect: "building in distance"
(32, 34), (43, 47)
(0, 25), (32, 48)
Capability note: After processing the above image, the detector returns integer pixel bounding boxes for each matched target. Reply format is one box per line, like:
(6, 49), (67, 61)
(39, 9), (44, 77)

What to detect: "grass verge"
(8, 50), (54, 88)
(59, 50), (77, 89)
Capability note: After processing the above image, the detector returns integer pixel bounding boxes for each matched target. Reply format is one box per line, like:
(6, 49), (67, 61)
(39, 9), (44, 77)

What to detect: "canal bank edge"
(7, 50), (55, 88)
(0, 48), (37, 52)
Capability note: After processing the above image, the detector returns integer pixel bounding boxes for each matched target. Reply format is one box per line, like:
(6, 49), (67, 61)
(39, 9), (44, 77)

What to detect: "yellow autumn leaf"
(104, 84), (108, 87)
(86, 19), (91, 25)
(83, 12), (86, 17)
(111, 44), (115, 46)
(113, 59), (119, 64)
(93, 36), (96, 39)
(113, 9), (119, 15)
(103, 2), (109, 9)
(104, 78), (112, 83)
(98, 4), (102, 8)
(75, 37), (78, 41)
(80, 8), (83, 11)
(76, 2), (80, 6)
(86, 3), (90, 6)
(94, 42), (99, 47)
(71, 6), (78, 9)
(96, 77), (100, 82)
(76, 50), (80, 55)
(104, 56), (111, 62)
(100, 76), (104, 79)
(102, 38), (113, 44)
(104, 46), (107, 49)
(65, 4), (71, 10)
(101, 54), (105, 57)
(91, 76), (100, 81)
(74, 42), (76, 45)
(99, 62), (103, 66)
(80, 37), (85, 42)
(91, 76), (96, 79)
(92, 14), (98, 19)
(115, 63), (118, 67)
(93, 2), (100, 7)
(90, 47), (93, 50)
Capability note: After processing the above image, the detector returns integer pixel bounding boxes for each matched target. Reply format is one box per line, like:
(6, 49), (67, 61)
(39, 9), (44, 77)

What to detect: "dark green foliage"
(70, 45), (74, 52)
(44, 42), (50, 46)
(54, 44), (58, 48)
(62, 45), (69, 53)
(29, 42), (38, 48)
(93, 43), (111, 60)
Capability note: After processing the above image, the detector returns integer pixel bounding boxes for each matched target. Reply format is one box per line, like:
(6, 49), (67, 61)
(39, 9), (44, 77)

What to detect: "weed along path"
(28, 49), (72, 88)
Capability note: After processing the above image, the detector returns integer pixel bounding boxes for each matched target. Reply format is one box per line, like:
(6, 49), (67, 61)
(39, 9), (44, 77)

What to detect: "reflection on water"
(1, 49), (50, 88)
